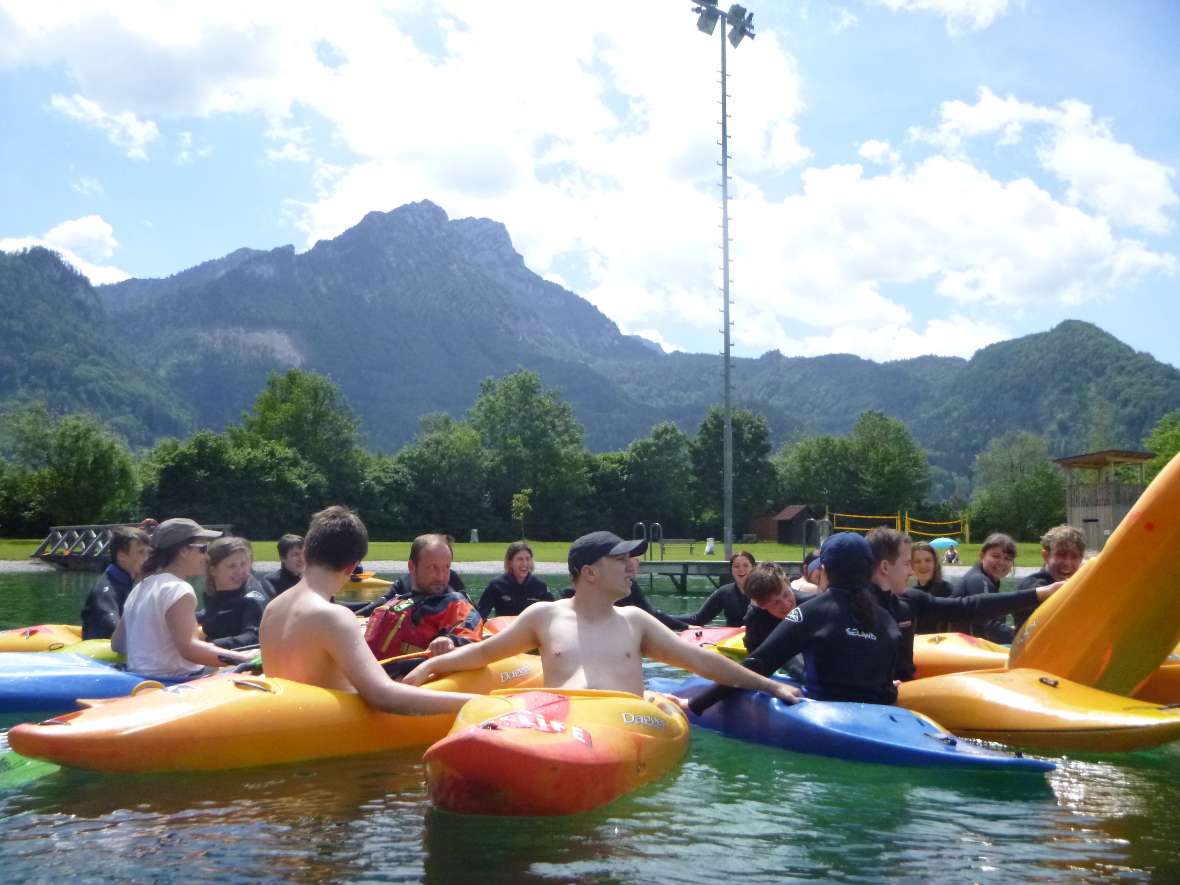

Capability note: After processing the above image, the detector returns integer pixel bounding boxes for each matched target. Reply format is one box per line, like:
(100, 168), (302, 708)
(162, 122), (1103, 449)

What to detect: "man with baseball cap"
(405, 530), (800, 704)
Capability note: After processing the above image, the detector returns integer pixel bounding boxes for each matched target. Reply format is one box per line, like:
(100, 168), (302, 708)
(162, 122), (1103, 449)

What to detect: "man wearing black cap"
(404, 531), (800, 703)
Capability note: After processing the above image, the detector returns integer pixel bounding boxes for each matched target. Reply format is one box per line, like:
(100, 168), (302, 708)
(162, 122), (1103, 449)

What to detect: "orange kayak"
(912, 633), (1008, 678)
(424, 687), (689, 815)
(897, 667), (1180, 752)
(9, 654), (543, 772)
(0, 624), (83, 652)
(1009, 452), (1180, 694)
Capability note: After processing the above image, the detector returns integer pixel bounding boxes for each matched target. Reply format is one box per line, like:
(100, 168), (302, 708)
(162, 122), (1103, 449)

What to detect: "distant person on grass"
(259, 507), (476, 715)
(198, 536), (270, 650)
(112, 519), (253, 678)
(263, 534), (305, 598)
(405, 531), (800, 705)
(476, 541), (554, 619)
(81, 525), (150, 640)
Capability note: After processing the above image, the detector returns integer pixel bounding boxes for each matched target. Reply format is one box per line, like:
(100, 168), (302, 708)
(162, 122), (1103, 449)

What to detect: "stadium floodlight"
(695, 0), (721, 34)
(688, 1), (755, 559)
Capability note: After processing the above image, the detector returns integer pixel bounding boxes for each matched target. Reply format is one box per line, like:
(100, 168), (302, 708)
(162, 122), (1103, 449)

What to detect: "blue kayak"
(0, 652), (182, 715)
(647, 675), (1054, 773)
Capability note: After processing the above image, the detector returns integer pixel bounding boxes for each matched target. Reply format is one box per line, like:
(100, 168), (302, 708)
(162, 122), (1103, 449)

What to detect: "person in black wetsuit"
(948, 533), (1021, 642)
(81, 525), (151, 639)
(198, 536), (271, 649)
(1016, 525), (1085, 630)
(689, 533), (900, 713)
(681, 550), (755, 627)
(262, 533), (305, 598)
(477, 541), (555, 618)
(867, 528), (1061, 679)
(558, 555), (690, 631)
(909, 541), (956, 634)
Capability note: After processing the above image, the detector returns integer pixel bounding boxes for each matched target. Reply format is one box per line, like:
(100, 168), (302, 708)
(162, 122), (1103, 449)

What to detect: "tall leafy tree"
(1144, 410), (1180, 479)
(625, 422), (694, 535)
(774, 435), (859, 509)
(393, 414), (492, 539)
(234, 369), (364, 500)
(969, 431), (1065, 540)
(691, 407), (778, 536)
(468, 371), (589, 538)
(848, 411), (930, 512)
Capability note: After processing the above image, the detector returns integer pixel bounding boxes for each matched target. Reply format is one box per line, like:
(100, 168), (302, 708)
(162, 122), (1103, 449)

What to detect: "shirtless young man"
(259, 506), (477, 715)
(404, 530), (800, 704)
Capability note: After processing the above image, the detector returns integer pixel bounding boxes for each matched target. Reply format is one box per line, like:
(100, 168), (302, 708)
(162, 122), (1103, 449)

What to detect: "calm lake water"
(1, 569), (1178, 883)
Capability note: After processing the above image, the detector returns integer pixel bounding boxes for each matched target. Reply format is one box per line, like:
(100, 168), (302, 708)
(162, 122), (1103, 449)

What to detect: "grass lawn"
(2, 536), (1047, 567)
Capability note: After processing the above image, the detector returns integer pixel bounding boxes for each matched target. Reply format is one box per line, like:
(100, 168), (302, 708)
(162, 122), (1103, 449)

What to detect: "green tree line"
(3, 369), (1176, 542)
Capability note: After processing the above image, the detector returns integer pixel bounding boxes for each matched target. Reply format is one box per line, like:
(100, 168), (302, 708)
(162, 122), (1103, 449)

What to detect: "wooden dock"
(638, 559), (803, 594)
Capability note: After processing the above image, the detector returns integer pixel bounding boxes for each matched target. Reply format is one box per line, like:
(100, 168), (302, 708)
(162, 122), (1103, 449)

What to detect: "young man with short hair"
(263, 534), (305, 598)
(1018, 525), (1085, 597)
(81, 525), (151, 639)
(259, 507), (477, 715)
(404, 531), (800, 705)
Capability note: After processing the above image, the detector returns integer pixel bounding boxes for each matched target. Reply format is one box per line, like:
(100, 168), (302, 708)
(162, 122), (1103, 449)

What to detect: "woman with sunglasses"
(112, 518), (253, 679)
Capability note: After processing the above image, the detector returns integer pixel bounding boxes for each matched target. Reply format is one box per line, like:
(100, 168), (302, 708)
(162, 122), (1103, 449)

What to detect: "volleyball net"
(829, 511), (901, 534)
(828, 511), (969, 542)
(904, 513), (969, 541)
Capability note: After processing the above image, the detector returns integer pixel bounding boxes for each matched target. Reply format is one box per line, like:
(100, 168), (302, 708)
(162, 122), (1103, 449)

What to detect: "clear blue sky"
(2, 1), (1177, 366)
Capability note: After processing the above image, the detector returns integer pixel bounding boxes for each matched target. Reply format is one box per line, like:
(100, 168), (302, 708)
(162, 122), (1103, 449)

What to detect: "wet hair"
(729, 550), (757, 569)
(277, 534), (304, 558)
(205, 536), (252, 590)
(1040, 525), (1085, 555)
(743, 563), (788, 603)
(504, 541), (534, 571)
(304, 506), (369, 571)
(866, 528), (912, 568)
(909, 541), (943, 584)
(410, 533), (454, 564)
(109, 526), (149, 565)
(980, 533), (1017, 559)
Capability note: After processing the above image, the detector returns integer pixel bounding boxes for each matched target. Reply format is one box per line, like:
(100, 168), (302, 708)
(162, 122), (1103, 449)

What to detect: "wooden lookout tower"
(1053, 449), (1154, 551)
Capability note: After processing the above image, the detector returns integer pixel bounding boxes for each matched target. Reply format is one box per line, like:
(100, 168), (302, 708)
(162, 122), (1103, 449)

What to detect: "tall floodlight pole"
(692, 2), (754, 559)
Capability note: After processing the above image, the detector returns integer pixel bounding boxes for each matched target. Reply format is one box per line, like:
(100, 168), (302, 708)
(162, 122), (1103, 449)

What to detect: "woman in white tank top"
(112, 518), (254, 678)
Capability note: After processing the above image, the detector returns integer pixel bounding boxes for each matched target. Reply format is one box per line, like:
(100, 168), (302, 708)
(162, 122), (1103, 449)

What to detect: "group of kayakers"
(76, 511), (1085, 716)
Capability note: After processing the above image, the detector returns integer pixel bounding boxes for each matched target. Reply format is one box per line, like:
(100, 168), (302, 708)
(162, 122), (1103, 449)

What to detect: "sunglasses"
(188, 543), (209, 553)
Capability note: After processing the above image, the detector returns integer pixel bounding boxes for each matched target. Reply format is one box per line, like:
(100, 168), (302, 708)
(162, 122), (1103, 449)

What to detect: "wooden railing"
(1065, 483), (1144, 509)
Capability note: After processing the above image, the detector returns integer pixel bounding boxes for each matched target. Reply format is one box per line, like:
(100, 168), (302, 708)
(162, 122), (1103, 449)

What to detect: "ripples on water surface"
(1, 570), (1177, 882)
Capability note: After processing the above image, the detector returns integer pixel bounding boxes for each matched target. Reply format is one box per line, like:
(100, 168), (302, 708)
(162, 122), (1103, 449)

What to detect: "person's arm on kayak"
(915, 582), (1061, 624)
(324, 606), (475, 714)
(402, 602), (544, 686)
(110, 617), (126, 655)
(164, 594), (252, 667)
(636, 610), (800, 705)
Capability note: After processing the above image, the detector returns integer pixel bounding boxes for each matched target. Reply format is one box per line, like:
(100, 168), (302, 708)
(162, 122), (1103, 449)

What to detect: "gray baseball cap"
(151, 518), (222, 550)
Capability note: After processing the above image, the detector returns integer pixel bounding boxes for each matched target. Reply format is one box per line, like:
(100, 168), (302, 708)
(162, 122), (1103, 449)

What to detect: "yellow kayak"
(9, 654), (543, 772)
(912, 633), (1008, 679)
(424, 687), (689, 815)
(897, 667), (1180, 752)
(344, 572), (393, 591)
(0, 624), (83, 652)
(1009, 452), (1180, 695)
(712, 630), (749, 662)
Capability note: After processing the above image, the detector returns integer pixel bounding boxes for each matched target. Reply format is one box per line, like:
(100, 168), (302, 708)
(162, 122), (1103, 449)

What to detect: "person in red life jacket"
(364, 534), (483, 662)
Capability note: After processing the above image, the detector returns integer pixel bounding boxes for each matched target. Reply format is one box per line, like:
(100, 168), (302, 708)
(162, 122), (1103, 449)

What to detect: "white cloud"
(267, 142), (311, 163)
(793, 314), (1010, 361)
(833, 8), (859, 32)
(871, 0), (1016, 35)
(627, 328), (684, 354)
(69, 173), (103, 197)
(858, 139), (900, 167)
(912, 87), (1178, 233)
(174, 130), (212, 164)
(0, 214), (130, 284)
(48, 93), (159, 158)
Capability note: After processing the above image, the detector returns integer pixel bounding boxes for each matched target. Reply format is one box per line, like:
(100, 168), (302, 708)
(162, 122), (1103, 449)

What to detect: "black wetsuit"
(911, 578), (956, 634)
(355, 570), (468, 617)
(948, 563), (1016, 642)
(198, 576), (271, 649)
(1015, 568), (1057, 631)
(476, 573), (555, 618)
(689, 586), (902, 712)
(80, 563), (135, 640)
(559, 581), (691, 631)
(262, 566), (301, 598)
(681, 582), (750, 627)
(742, 605), (782, 653)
